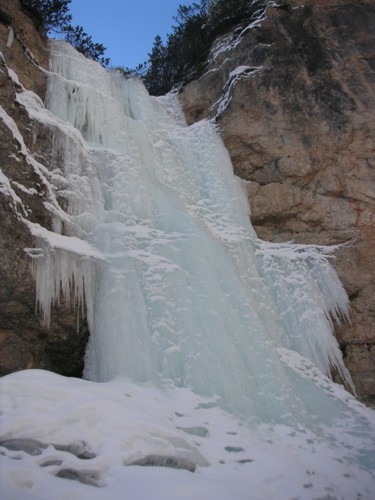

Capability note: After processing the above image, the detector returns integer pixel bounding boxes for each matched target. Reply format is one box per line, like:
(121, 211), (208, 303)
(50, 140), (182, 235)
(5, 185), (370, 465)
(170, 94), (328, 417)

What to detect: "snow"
(1, 39), (375, 499)
(207, 6), (268, 65)
(210, 65), (262, 118)
(0, 369), (374, 499)
(8, 181), (38, 196)
(6, 67), (22, 87)
(26, 222), (105, 259)
(0, 104), (29, 156)
(229, 65), (252, 78)
(203, 3), (272, 117)
(0, 169), (24, 209)
(0, 96), (75, 226)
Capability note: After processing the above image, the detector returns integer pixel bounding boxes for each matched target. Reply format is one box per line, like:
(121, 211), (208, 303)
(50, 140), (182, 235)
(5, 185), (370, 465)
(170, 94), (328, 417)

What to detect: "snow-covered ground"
(1, 368), (374, 500)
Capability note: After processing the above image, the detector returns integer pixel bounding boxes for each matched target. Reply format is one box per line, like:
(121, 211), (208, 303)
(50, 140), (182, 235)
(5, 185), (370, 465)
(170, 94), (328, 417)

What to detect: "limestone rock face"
(180, 1), (375, 405)
(0, 0), (88, 377)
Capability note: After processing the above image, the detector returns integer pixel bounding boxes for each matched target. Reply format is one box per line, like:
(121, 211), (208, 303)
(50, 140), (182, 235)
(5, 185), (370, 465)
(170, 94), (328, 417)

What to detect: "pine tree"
(166, 2), (209, 85)
(20, 0), (72, 33)
(20, 0), (110, 66)
(140, 1), (269, 95)
(143, 35), (168, 96)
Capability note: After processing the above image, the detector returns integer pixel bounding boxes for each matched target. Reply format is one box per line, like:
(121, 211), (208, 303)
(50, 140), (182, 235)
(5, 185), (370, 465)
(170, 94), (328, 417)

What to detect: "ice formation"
(1, 40), (375, 498)
(26, 40), (358, 425)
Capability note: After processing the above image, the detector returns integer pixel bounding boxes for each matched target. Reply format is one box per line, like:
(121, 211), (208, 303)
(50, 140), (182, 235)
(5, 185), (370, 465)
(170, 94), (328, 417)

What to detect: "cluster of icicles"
(30, 40), (354, 427)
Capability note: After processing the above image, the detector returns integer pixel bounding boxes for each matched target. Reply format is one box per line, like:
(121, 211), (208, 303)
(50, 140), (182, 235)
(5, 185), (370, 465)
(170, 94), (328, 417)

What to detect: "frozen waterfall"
(33, 40), (355, 427)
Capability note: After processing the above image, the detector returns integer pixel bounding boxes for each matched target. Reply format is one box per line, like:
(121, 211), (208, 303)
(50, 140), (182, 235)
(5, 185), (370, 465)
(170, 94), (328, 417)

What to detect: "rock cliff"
(180, 0), (375, 405)
(0, 0), (88, 377)
(0, 1), (374, 406)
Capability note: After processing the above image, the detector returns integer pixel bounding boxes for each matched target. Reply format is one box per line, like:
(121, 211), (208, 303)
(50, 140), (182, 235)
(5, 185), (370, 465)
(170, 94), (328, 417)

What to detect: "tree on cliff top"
(139, 0), (267, 95)
(20, 0), (72, 33)
(143, 35), (169, 96)
(20, 0), (110, 66)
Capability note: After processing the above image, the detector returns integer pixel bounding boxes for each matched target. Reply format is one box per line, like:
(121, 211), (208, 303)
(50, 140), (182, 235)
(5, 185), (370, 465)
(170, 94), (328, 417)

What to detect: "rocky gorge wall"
(0, 0), (374, 406)
(0, 0), (88, 377)
(180, 0), (375, 405)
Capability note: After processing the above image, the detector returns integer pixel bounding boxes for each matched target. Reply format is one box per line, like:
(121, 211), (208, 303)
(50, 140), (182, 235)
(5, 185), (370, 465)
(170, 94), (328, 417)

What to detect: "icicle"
(26, 223), (100, 330)
(6, 27), (14, 49)
(256, 241), (354, 392)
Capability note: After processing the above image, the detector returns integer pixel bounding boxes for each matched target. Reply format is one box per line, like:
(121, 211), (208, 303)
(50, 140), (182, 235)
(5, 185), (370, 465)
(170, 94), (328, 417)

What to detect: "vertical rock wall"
(180, 0), (375, 405)
(0, 0), (88, 376)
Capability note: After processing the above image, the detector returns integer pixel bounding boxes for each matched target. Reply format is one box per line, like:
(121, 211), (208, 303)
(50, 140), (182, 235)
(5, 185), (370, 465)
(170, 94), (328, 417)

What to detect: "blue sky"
(68, 0), (193, 69)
